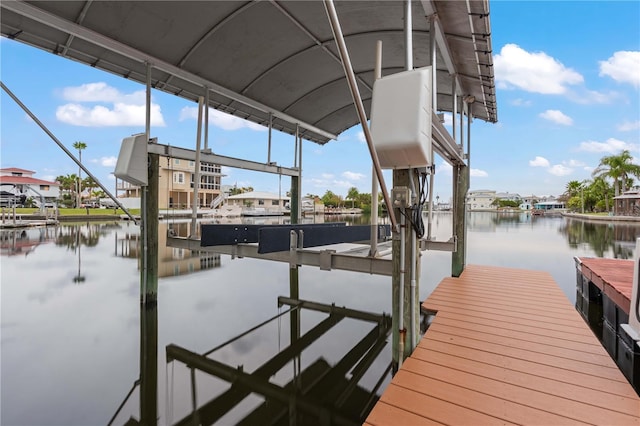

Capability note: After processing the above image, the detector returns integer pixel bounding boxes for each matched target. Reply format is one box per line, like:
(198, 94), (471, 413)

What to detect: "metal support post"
(204, 88), (210, 152)
(190, 96), (204, 238)
(267, 112), (273, 164)
(143, 153), (160, 302)
(370, 40), (382, 257)
(139, 304), (158, 426)
(452, 102), (472, 277)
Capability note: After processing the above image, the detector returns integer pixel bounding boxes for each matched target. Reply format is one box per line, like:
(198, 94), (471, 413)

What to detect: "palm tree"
(564, 180), (582, 198)
(73, 141), (87, 207)
(589, 176), (612, 212)
(592, 150), (640, 197)
(347, 186), (359, 208)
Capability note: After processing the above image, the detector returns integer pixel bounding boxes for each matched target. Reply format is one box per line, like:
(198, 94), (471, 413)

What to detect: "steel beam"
(167, 236), (393, 276)
(146, 143), (299, 177)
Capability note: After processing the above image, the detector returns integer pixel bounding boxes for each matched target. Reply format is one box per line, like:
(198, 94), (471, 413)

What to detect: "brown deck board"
(579, 258), (634, 313)
(411, 348), (639, 416)
(399, 359), (639, 425)
(434, 310), (603, 347)
(428, 322), (613, 366)
(366, 265), (640, 425)
(435, 314), (604, 353)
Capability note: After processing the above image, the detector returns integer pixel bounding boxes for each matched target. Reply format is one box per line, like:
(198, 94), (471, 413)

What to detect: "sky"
(1, 1), (639, 202)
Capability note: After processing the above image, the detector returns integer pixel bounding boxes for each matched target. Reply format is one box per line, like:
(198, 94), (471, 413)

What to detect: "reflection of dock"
(167, 297), (391, 425)
(0, 227), (57, 256)
(366, 265), (640, 424)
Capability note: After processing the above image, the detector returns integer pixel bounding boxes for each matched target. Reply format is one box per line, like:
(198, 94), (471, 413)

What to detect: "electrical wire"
(400, 169), (430, 239)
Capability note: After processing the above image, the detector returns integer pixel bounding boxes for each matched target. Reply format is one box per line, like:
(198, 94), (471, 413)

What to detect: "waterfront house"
(613, 189), (640, 216)
(116, 154), (224, 209)
(226, 191), (289, 216)
(495, 192), (521, 203)
(466, 189), (497, 211)
(0, 168), (60, 206)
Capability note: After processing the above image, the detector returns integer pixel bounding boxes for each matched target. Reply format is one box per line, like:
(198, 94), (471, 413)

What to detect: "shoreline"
(562, 212), (640, 223)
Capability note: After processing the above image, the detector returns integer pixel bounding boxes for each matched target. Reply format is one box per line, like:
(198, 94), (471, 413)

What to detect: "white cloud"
(494, 44), (583, 94)
(356, 131), (366, 143)
(57, 82), (165, 127)
(548, 164), (573, 176)
(578, 138), (638, 153)
(618, 120), (640, 132)
(599, 51), (640, 87)
(510, 98), (532, 107)
(569, 89), (618, 105)
(539, 109), (573, 125)
(56, 102), (166, 127)
(62, 82), (136, 103)
(342, 171), (365, 180)
(564, 159), (585, 168)
(100, 156), (118, 167)
(321, 173), (334, 179)
(530, 156), (577, 176)
(529, 156), (550, 168)
(470, 169), (488, 177)
(437, 161), (453, 176)
(442, 113), (453, 127)
(180, 107), (265, 132)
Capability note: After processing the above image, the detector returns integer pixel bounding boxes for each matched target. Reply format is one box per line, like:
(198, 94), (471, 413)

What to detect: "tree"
(564, 180), (582, 199)
(82, 176), (98, 198)
(73, 141), (87, 207)
(589, 176), (613, 212)
(346, 187), (359, 208)
(321, 190), (342, 207)
(592, 150), (640, 197)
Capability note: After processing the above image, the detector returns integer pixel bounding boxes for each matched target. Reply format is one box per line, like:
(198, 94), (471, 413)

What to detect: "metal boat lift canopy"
(1, 0), (496, 146)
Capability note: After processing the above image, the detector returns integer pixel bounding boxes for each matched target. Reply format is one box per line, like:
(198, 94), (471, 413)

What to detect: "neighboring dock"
(366, 265), (640, 425)
(575, 257), (639, 394)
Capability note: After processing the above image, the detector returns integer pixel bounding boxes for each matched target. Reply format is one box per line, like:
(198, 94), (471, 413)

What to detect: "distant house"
(226, 191), (289, 216)
(0, 167), (60, 206)
(534, 200), (566, 211)
(519, 195), (539, 211)
(466, 190), (497, 211)
(495, 192), (521, 202)
(116, 154), (224, 209)
(614, 190), (640, 216)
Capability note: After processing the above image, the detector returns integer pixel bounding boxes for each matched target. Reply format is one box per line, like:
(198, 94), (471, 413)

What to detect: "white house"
(466, 190), (497, 211)
(226, 191), (290, 216)
(0, 167), (60, 206)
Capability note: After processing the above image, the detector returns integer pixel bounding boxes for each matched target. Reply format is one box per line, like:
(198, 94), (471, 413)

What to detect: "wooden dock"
(578, 257), (633, 314)
(365, 265), (640, 425)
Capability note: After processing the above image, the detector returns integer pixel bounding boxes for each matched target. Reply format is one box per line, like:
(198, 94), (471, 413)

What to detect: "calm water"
(1, 212), (638, 425)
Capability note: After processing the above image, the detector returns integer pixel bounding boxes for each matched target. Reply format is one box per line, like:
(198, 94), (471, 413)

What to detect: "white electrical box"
(370, 66), (433, 169)
(114, 133), (148, 186)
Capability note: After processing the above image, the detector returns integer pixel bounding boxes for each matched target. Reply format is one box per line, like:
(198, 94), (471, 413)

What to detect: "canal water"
(1, 212), (638, 425)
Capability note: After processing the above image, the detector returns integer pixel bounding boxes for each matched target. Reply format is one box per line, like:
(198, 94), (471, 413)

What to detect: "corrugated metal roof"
(1, 1), (497, 144)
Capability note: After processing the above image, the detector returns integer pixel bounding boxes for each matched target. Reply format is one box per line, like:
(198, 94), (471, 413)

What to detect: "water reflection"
(559, 218), (639, 259)
(115, 221), (223, 278)
(164, 298), (391, 425)
(2, 214), (640, 425)
(0, 226), (57, 256)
